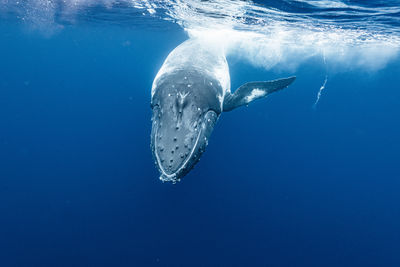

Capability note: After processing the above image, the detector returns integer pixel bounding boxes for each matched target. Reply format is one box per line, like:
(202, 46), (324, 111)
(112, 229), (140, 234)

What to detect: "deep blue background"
(0, 21), (400, 266)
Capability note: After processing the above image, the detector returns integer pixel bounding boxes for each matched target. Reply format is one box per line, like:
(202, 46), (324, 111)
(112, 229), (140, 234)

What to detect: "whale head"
(150, 71), (222, 183)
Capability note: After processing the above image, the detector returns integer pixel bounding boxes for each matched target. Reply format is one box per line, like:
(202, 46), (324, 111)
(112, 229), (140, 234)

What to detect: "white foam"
(167, 0), (400, 71)
(3, 0), (399, 71)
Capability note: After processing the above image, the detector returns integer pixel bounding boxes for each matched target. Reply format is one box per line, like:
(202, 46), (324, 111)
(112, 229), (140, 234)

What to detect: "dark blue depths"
(0, 22), (400, 267)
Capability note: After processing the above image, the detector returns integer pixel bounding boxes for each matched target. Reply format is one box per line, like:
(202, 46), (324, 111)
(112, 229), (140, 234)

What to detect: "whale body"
(150, 39), (295, 183)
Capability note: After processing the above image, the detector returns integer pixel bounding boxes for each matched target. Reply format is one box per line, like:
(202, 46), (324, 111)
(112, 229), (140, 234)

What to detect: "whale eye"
(150, 101), (160, 110)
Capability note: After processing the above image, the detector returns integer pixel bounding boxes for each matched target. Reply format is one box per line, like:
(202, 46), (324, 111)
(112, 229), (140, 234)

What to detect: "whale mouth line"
(154, 125), (203, 183)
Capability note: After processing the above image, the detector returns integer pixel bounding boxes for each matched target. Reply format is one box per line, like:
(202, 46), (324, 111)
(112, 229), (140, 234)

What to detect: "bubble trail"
(313, 75), (328, 110)
(313, 53), (328, 109)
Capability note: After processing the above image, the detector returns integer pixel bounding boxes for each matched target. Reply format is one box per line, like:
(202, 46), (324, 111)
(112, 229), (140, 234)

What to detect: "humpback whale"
(150, 39), (295, 183)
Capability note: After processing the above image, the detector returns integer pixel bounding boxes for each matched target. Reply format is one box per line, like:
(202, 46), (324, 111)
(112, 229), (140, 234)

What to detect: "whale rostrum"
(150, 39), (295, 183)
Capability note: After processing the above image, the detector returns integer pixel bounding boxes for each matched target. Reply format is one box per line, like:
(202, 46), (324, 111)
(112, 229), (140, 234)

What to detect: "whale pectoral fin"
(223, 76), (296, 112)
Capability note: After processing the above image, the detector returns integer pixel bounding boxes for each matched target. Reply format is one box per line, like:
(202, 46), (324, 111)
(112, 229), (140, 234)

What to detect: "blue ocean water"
(1, 1), (400, 266)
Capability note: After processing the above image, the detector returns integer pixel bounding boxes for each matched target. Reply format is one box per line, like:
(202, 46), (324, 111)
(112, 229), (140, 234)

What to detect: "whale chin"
(154, 126), (202, 183)
(153, 124), (203, 183)
(151, 109), (218, 183)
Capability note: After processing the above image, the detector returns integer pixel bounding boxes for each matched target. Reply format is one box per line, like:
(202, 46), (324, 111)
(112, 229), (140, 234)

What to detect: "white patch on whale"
(245, 89), (266, 103)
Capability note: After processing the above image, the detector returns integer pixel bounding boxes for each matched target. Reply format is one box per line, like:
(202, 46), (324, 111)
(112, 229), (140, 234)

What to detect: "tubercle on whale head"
(151, 103), (219, 183)
(150, 70), (221, 182)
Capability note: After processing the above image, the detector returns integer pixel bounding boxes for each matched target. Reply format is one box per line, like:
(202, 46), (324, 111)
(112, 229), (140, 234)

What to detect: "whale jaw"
(151, 106), (218, 183)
